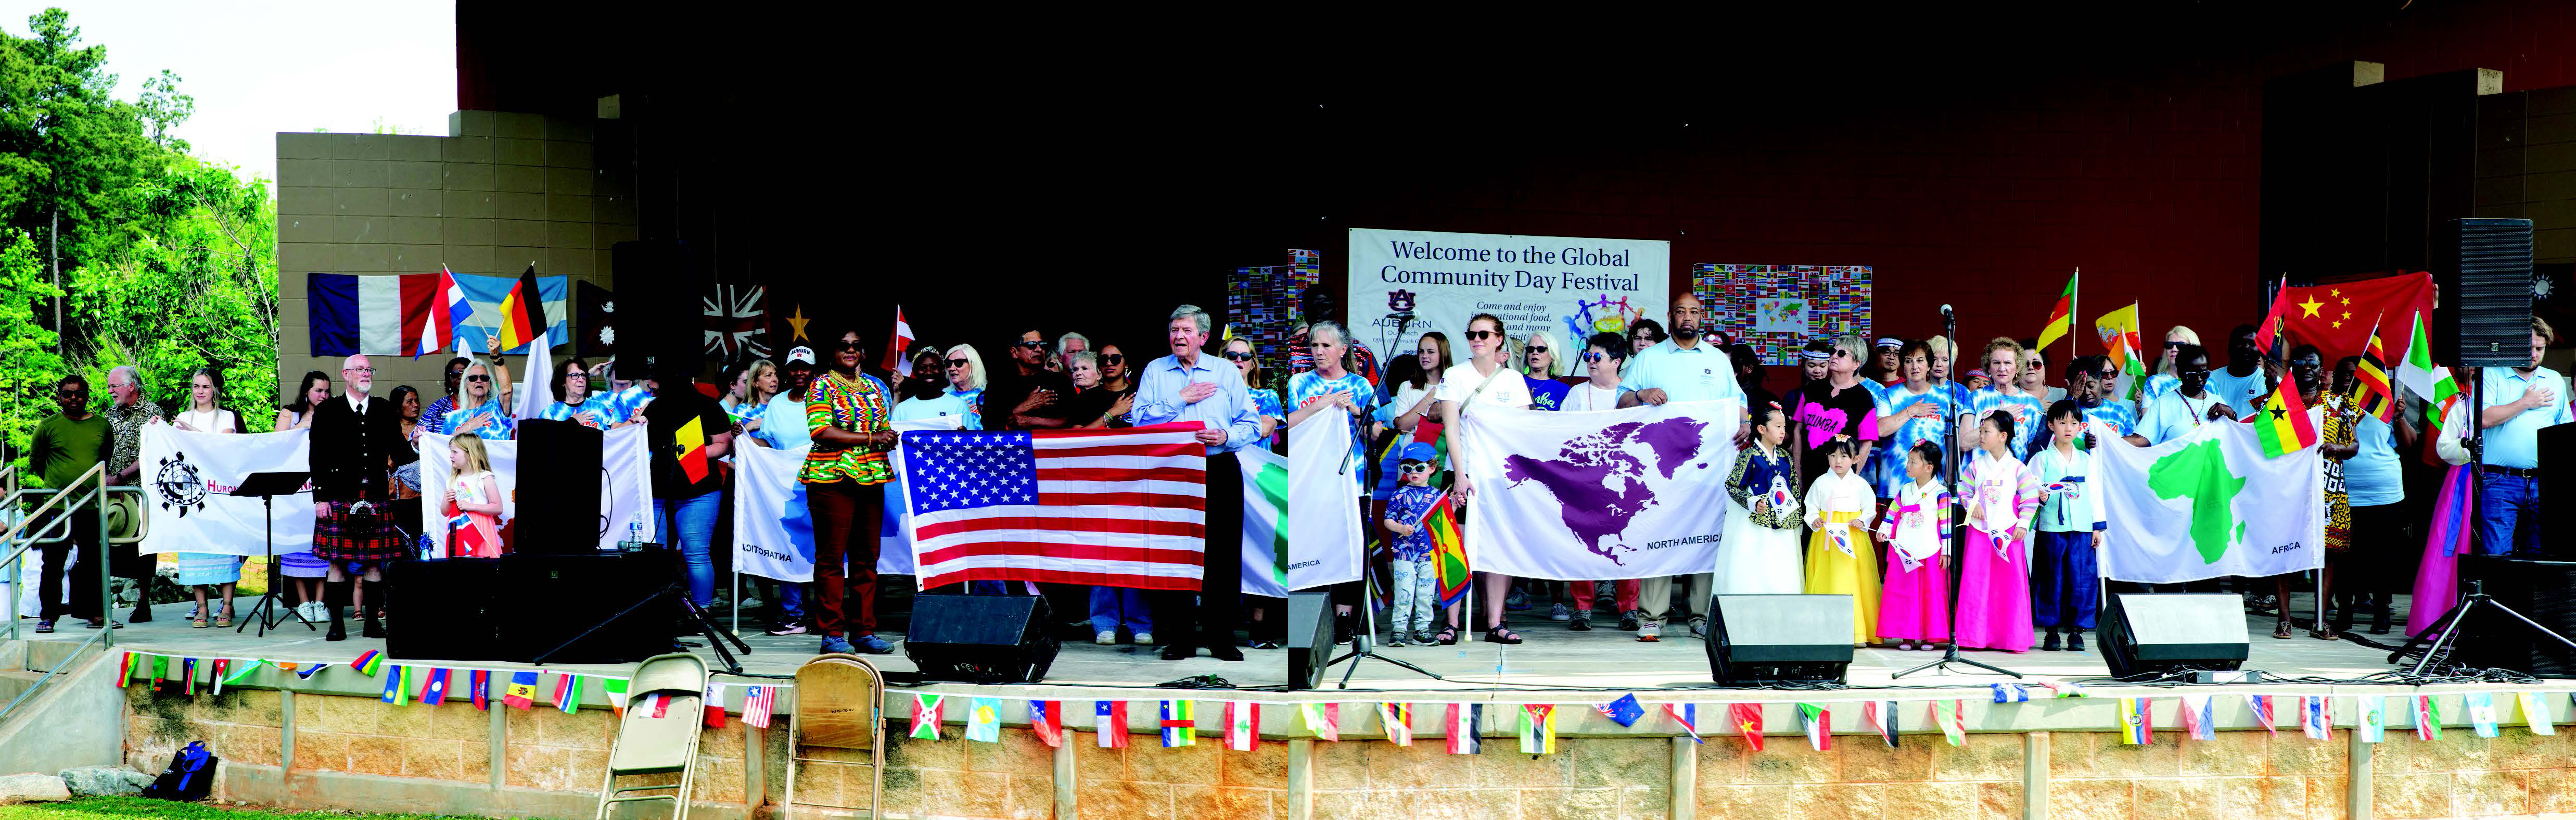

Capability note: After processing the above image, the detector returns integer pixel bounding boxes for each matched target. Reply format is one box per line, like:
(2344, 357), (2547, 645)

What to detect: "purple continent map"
(1498, 417), (1711, 564)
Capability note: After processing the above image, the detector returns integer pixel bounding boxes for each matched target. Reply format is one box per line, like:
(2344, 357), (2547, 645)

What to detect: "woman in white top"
(168, 367), (244, 628)
(1384, 332), (1450, 439)
(1435, 313), (1535, 645)
(1564, 332), (1627, 412)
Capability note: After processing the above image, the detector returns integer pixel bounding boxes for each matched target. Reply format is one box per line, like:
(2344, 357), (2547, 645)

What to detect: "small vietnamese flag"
(2247, 380), (2319, 458)
(675, 415), (710, 484)
(2035, 269), (2077, 351)
(1729, 702), (1765, 752)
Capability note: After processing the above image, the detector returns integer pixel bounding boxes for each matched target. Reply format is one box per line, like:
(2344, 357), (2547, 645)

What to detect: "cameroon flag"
(2035, 270), (2077, 351)
(1421, 492), (1471, 609)
(2248, 382), (2318, 458)
(676, 416), (710, 484)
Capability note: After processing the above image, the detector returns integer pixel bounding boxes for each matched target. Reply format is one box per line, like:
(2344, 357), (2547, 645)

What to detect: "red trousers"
(808, 480), (884, 637)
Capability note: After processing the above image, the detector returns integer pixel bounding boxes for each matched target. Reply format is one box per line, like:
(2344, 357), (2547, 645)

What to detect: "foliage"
(0, 796), (491, 820)
(0, 8), (278, 471)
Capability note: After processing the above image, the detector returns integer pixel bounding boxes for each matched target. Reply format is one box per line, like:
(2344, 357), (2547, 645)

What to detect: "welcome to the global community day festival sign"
(1347, 229), (1669, 362)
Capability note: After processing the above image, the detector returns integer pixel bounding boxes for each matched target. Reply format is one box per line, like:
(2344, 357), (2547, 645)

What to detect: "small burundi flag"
(2247, 695), (2278, 737)
(2468, 692), (2500, 739)
(1666, 702), (1701, 745)
(966, 698), (1003, 743)
(1301, 702), (1339, 741)
(1991, 684), (2030, 703)
(2117, 698), (2152, 746)
(2518, 692), (2555, 736)
(2357, 696), (2387, 744)
(350, 650), (384, 677)
(2414, 695), (2443, 741)
(1095, 701), (1129, 749)
(2178, 695), (2214, 742)
(1863, 701), (1899, 748)
(911, 695), (945, 740)
(1931, 700), (1967, 747)
(1028, 701), (1064, 748)
(1159, 700), (1196, 748)
(1445, 704), (1482, 754)
(1226, 702), (1259, 751)
(1596, 694), (1644, 728)
(1379, 703), (1411, 747)
(1519, 704), (1559, 754)
(2302, 696), (2331, 741)
(1796, 704), (1832, 752)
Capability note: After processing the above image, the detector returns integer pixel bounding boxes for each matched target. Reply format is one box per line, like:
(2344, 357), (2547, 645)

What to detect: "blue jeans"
(656, 490), (721, 607)
(1089, 586), (1151, 635)
(2477, 473), (2540, 556)
(775, 583), (805, 623)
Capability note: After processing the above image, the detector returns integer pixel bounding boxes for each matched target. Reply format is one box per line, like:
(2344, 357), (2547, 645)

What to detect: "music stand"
(229, 471), (312, 636)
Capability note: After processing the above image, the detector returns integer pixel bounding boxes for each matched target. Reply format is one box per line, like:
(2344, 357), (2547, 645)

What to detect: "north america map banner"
(1456, 400), (1740, 581)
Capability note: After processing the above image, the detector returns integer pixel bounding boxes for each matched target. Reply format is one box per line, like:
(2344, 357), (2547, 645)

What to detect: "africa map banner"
(2096, 409), (2325, 584)
(1456, 400), (1740, 581)
(138, 426), (316, 557)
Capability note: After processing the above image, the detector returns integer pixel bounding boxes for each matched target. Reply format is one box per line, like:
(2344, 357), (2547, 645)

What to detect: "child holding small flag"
(1380, 443), (1446, 646)
(2027, 401), (2105, 652)
(1715, 403), (1802, 598)
(1801, 438), (1879, 646)
(444, 436), (504, 558)
(1877, 441), (1951, 651)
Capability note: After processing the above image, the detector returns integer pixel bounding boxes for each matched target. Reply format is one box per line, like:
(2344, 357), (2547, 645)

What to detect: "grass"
(0, 797), (490, 820)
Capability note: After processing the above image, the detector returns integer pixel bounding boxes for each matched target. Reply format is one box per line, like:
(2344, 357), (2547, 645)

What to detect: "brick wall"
(272, 110), (637, 408)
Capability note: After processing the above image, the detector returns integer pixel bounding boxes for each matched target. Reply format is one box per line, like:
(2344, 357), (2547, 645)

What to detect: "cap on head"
(785, 346), (817, 366)
(1400, 443), (1439, 464)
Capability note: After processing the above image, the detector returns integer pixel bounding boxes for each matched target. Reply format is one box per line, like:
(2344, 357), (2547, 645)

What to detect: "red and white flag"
(408, 265), (469, 357)
(1225, 701), (1259, 751)
(742, 686), (775, 729)
(906, 424), (1209, 590)
(885, 305), (916, 376)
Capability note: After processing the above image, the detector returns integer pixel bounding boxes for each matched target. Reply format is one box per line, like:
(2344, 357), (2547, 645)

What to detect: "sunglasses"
(60, 390), (90, 398)
(466, 375), (491, 383)
(1583, 352), (1609, 362)
(1102, 354), (1124, 364)
(1399, 462), (1431, 473)
(1527, 346), (1548, 355)
(2164, 342), (2186, 349)
(837, 340), (864, 351)
(2094, 371), (2119, 380)
(1463, 330), (1498, 341)
(946, 359), (970, 369)
(1015, 340), (1047, 349)
(1222, 351), (1255, 362)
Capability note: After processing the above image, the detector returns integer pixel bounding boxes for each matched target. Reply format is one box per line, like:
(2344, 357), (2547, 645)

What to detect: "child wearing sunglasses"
(1380, 444), (1447, 647)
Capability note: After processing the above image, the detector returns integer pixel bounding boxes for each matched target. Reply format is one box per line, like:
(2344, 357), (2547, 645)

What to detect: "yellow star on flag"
(786, 305), (811, 342)
(2297, 296), (2324, 318)
(2332, 320), (2343, 329)
(2330, 288), (2342, 298)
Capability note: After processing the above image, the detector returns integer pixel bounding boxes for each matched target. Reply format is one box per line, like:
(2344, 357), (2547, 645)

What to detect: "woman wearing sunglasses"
(442, 358), (516, 440)
(1434, 313), (1535, 645)
(1096, 344), (1136, 396)
(1223, 337), (1284, 449)
(2137, 324), (2201, 418)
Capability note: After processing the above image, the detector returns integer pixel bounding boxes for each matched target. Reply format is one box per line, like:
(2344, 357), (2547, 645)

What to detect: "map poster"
(2095, 408), (2325, 584)
(1455, 400), (1741, 581)
(1753, 297), (1808, 334)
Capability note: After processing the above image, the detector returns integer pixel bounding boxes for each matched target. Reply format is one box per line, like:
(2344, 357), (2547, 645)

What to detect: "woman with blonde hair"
(943, 344), (991, 431)
(1520, 329), (1572, 412)
(2139, 325), (2201, 414)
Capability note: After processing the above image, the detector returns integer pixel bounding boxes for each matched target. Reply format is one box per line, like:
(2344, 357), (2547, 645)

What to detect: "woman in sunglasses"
(1434, 313), (1535, 645)
(420, 356), (474, 435)
(442, 358), (516, 440)
(1520, 331), (1573, 413)
(1096, 344), (1136, 396)
(894, 343), (977, 427)
(1223, 337), (1283, 448)
(2139, 325), (2201, 417)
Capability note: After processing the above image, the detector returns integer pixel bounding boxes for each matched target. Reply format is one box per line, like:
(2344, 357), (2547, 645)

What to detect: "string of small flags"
(112, 650), (781, 726)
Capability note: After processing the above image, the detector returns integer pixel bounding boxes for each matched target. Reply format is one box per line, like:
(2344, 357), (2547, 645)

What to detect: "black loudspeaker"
(2442, 218), (2535, 367)
(1705, 594), (1853, 686)
(384, 559), (502, 661)
(609, 240), (710, 378)
(513, 419), (605, 553)
(500, 552), (673, 663)
(2098, 594), (2250, 679)
(2454, 556), (2576, 677)
(904, 595), (1061, 684)
(1283, 591), (1336, 690)
(2543, 425), (2575, 548)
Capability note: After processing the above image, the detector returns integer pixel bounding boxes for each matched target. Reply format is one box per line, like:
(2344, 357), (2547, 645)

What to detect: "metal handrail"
(0, 622), (109, 725)
(2, 463), (113, 646)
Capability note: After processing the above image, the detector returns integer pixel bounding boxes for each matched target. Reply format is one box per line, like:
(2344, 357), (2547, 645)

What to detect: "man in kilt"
(309, 355), (405, 641)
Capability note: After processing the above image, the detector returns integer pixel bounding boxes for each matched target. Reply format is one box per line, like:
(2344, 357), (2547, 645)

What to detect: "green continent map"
(2144, 438), (2247, 563)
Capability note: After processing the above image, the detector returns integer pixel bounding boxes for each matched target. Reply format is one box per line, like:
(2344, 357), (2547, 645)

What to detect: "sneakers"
(1505, 588), (1532, 611)
(1384, 635), (1411, 647)
(1618, 610), (1642, 632)
(853, 634), (894, 654)
(1413, 629), (1437, 645)
(32, 620), (52, 634)
(1096, 630), (1118, 646)
(2041, 630), (2061, 651)
(1638, 619), (1663, 642)
(1247, 638), (1281, 650)
(820, 636), (856, 654)
(766, 623), (808, 636)
(298, 601), (326, 622)
(1133, 632), (1154, 646)
(1688, 617), (1708, 638)
(1548, 603), (1571, 622)
(1595, 581), (1616, 607)
(2066, 631), (2085, 652)
(1570, 611), (1592, 631)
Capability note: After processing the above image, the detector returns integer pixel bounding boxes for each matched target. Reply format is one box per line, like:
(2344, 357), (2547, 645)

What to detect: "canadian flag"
(885, 305), (915, 376)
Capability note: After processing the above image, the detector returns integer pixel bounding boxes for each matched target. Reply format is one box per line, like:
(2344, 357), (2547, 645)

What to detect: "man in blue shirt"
(2477, 317), (2571, 556)
(2202, 324), (2273, 415)
(1128, 305), (1261, 661)
(1613, 293), (1744, 639)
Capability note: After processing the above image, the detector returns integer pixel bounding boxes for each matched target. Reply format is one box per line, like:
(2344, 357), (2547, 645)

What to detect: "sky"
(0, 1), (456, 186)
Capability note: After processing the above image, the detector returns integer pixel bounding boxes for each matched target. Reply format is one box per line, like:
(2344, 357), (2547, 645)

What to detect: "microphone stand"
(1895, 308), (2022, 679)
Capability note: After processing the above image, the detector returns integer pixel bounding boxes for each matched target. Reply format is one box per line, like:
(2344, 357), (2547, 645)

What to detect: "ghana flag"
(2248, 381), (2318, 459)
(1421, 491), (1471, 609)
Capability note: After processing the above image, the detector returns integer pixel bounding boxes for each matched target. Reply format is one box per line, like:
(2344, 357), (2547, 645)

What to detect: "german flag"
(2248, 380), (2319, 458)
(495, 264), (548, 352)
(1421, 492), (1470, 609)
(2353, 316), (2397, 423)
(676, 415), (711, 484)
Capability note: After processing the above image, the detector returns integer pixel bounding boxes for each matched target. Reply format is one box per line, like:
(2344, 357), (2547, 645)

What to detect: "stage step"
(0, 637), (106, 711)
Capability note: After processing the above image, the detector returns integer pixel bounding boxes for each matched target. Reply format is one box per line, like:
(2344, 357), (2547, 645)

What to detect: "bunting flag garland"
(504, 672), (539, 710)
(350, 650), (384, 677)
(2357, 696), (2387, 744)
(1301, 702), (1340, 742)
(912, 695), (945, 740)
(703, 684), (726, 728)
(2247, 695), (2278, 737)
(1991, 684), (2030, 703)
(420, 668), (451, 706)
(555, 674), (585, 714)
(640, 694), (672, 718)
(2302, 696), (2331, 741)
(2468, 692), (2500, 739)
(601, 678), (631, 716)
(1227, 702), (1260, 751)
(468, 671), (491, 711)
(1160, 700), (1197, 748)
(215, 659), (260, 695)
(1029, 701), (1064, 748)
(1931, 700), (1967, 747)
(1445, 704), (1482, 754)
(1596, 695), (1644, 727)
(381, 666), (411, 706)
(743, 686), (776, 729)
(2040, 682), (2087, 699)
(1864, 701), (1899, 748)
(1729, 703), (1765, 752)
(2414, 695), (2442, 741)
(117, 652), (138, 688)
(292, 663), (330, 680)
(2178, 696), (2214, 741)
(175, 658), (199, 694)
(151, 655), (170, 688)
(1666, 703), (1702, 745)
(967, 698), (1003, 743)
(1096, 701), (1129, 749)
(2117, 698), (2152, 745)
(2519, 692), (2555, 736)
(1519, 704), (1559, 754)
(1378, 703), (1410, 747)
(1797, 704), (1832, 752)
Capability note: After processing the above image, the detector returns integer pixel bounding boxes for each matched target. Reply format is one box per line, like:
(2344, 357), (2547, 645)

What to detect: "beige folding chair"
(783, 653), (885, 819)
(595, 653), (710, 820)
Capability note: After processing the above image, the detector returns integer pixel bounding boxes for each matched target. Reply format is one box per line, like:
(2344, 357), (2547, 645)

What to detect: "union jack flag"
(703, 284), (769, 360)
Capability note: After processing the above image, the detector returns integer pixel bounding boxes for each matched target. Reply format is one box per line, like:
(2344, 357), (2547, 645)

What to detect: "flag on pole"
(1991, 684), (2030, 703)
(912, 695), (945, 740)
(884, 305), (915, 377)
(2414, 695), (2443, 741)
(1596, 695), (1644, 728)
(1797, 704), (1832, 752)
(2118, 698), (2152, 745)
(1864, 701), (1899, 748)
(1226, 702), (1259, 751)
(1301, 702), (1339, 742)
(408, 265), (469, 358)
(1029, 701), (1064, 748)
(2354, 316), (2398, 422)
(1423, 492), (1472, 609)
(1379, 703), (1411, 747)
(967, 698), (1003, 743)
(2468, 692), (2500, 739)
(2253, 279), (2291, 354)
(2247, 379), (2319, 458)
(1729, 703), (1765, 752)
(381, 666), (411, 706)
(420, 668), (451, 706)
(504, 672), (539, 710)
(2036, 270), (2077, 351)
(1096, 701), (1129, 748)
(2248, 695), (2278, 736)
(1519, 705), (1559, 754)
(1445, 704), (1482, 754)
(552, 673), (582, 714)
(1932, 701), (1967, 746)
(1160, 700), (1197, 747)
(468, 671), (492, 711)
(743, 686), (775, 729)
(2358, 696), (2387, 743)
(2096, 302), (2149, 400)
(2519, 692), (2555, 736)
(2395, 311), (2459, 427)
(350, 650), (384, 677)
(1666, 703), (1701, 745)
(2303, 696), (2331, 741)
(2178, 695), (2214, 741)
(496, 264), (548, 352)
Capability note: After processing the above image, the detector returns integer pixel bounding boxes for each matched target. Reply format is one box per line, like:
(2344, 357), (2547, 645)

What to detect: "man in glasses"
(27, 374), (111, 631)
(308, 354), (407, 640)
(983, 327), (1079, 432)
(99, 366), (164, 620)
(2137, 343), (2237, 446)
(2066, 355), (2149, 449)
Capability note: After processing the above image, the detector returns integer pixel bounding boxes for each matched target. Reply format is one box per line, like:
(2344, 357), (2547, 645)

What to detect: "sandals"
(2272, 621), (2294, 639)
(1435, 626), (1459, 646)
(192, 616), (209, 629)
(215, 609), (234, 629)
(1487, 627), (1523, 645)
(2312, 626), (2339, 641)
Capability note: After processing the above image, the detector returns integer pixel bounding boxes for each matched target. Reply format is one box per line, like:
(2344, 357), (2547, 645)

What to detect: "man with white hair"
(100, 365), (163, 622)
(1128, 305), (1262, 661)
(307, 354), (405, 640)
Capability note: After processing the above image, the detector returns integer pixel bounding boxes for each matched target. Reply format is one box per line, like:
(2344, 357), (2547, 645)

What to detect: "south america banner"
(1456, 401), (1740, 581)
(2095, 407), (2325, 584)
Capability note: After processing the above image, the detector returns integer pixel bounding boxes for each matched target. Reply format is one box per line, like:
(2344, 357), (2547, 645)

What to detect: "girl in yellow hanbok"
(1802, 438), (1880, 646)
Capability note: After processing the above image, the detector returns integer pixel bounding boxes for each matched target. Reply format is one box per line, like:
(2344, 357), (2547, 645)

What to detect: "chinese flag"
(2261, 272), (2434, 367)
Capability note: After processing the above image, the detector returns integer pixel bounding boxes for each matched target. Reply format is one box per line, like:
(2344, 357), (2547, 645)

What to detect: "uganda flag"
(496, 264), (548, 352)
(1422, 492), (1471, 609)
(2035, 269), (2077, 351)
(2354, 316), (2398, 423)
(2247, 382), (2319, 459)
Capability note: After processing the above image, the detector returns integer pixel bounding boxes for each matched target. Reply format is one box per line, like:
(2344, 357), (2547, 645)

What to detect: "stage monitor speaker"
(501, 552), (674, 663)
(384, 558), (502, 661)
(2098, 594), (2250, 679)
(2453, 556), (2576, 677)
(1705, 594), (1853, 686)
(2442, 218), (2535, 367)
(1284, 591), (1335, 691)
(904, 594), (1061, 684)
(514, 419), (604, 553)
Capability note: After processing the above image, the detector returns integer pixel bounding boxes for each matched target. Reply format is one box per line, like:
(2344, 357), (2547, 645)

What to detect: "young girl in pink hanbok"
(1877, 441), (1953, 650)
(1954, 411), (2038, 652)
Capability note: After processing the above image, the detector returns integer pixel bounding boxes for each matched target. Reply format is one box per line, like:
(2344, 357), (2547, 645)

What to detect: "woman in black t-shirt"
(1792, 336), (1882, 488)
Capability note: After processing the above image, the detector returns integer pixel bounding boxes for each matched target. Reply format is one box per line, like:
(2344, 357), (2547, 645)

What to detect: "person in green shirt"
(25, 375), (111, 631)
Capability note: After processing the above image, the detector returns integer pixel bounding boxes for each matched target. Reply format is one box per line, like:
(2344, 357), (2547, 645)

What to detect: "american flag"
(903, 423), (1208, 590)
(742, 686), (775, 728)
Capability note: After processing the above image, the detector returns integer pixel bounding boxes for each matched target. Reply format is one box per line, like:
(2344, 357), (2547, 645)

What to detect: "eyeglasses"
(946, 359), (970, 369)
(344, 367), (375, 374)
(1015, 340), (1047, 349)
(1222, 351), (1255, 362)
(1463, 330), (1497, 341)
(1527, 346), (1548, 355)
(1583, 352), (1609, 362)
(837, 340), (864, 351)
(466, 375), (491, 383)
(1399, 463), (1431, 473)
(1102, 354), (1124, 364)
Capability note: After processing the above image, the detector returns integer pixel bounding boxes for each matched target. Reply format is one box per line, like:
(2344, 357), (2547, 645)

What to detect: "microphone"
(1939, 304), (1954, 319)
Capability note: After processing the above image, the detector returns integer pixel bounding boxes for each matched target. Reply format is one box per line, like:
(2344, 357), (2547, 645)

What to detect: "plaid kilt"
(314, 499), (406, 561)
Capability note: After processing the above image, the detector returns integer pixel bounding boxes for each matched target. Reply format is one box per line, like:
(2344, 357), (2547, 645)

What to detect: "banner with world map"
(2096, 409), (2324, 584)
(1456, 400), (1741, 581)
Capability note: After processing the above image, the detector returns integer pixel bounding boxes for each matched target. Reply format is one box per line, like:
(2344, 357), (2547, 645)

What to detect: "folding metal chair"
(783, 653), (885, 819)
(595, 652), (710, 820)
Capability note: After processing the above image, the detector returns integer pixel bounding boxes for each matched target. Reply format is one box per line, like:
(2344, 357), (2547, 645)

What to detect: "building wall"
(271, 110), (636, 408)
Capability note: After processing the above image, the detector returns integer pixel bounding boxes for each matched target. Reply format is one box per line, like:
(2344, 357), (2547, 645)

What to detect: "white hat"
(785, 346), (817, 365)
